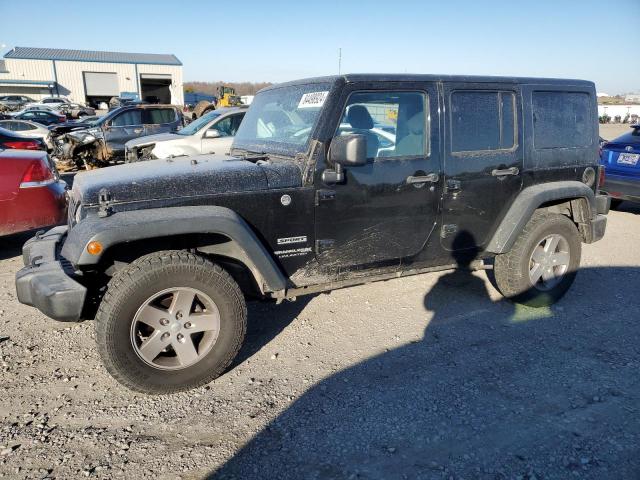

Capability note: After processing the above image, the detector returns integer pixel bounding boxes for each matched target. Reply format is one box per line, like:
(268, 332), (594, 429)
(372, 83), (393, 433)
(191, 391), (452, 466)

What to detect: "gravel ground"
(1, 204), (639, 479)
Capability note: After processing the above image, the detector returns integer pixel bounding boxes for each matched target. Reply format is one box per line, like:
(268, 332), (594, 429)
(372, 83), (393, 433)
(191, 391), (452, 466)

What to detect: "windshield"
(233, 82), (333, 156)
(178, 111), (221, 136)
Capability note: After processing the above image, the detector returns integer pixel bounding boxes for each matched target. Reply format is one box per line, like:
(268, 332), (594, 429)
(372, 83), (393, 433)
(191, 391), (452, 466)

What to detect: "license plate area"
(617, 153), (639, 166)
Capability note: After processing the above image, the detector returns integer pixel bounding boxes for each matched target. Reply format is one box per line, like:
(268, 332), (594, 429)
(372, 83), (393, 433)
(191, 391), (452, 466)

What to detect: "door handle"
(133, 128), (143, 134)
(491, 167), (520, 177)
(406, 173), (439, 185)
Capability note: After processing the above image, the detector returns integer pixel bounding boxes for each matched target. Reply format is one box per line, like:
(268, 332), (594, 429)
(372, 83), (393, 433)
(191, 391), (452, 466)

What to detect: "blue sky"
(1, 0), (639, 93)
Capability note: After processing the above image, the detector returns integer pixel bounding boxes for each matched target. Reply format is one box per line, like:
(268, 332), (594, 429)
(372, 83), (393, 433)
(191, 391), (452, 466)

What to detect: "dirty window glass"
(451, 91), (516, 152)
(111, 110), (142, 127)
(212, 113), (245, 137)
(233, 82), (332, 156)
(144, 108), (176, 124)
(336, 91), (427, 159)
(533, 91), (592, 149)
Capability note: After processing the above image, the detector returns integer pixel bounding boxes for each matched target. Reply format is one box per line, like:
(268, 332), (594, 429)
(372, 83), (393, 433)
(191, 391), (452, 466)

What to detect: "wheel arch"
(61, 206), (287, 295)
(486, 181), (596, 254)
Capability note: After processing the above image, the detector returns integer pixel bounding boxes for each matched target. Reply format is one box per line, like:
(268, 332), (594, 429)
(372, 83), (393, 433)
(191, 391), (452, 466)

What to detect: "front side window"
(450, 90), (516, 153)
(233, 82), (333, 156)
(111, 110), (142, 127)
(336, 91), (427, 159)
(211, 113), (245, 137)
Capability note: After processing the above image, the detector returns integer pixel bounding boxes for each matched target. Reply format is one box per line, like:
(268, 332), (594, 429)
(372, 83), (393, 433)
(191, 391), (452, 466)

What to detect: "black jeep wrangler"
(16, 74), (609, 394)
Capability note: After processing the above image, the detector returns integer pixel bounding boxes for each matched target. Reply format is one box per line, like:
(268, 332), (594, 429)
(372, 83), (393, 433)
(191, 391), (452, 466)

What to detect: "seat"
(395, 111), (425, 157)
(346, 105), (379, 159)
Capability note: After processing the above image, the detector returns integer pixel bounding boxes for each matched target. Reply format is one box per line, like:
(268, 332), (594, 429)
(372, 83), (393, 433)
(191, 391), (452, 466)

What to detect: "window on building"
(450, 90), (516, 153)
(532, 91), (591, 149)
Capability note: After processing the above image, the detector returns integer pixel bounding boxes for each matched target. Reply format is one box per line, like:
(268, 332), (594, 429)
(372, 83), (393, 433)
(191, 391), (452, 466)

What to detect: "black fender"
(485, 181), (597, 254)
(61, 206), (287, 294)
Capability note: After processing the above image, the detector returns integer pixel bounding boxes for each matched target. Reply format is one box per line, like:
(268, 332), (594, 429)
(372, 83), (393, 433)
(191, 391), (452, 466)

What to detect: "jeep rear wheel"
(493, 212), (581, 307)
(95, 251), (246, 394)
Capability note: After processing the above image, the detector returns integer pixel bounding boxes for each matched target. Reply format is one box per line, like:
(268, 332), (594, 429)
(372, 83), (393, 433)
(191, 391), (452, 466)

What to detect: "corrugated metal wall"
(0, 58), (184, 104)
(0, 59), (55, 100)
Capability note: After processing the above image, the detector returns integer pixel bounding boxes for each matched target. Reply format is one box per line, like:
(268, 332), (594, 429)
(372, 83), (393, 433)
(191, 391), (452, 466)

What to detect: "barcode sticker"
(298, 91), (329, 109)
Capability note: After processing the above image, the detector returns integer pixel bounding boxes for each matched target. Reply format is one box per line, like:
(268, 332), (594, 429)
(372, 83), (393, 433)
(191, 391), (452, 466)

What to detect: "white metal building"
(0, 47), (184, 106)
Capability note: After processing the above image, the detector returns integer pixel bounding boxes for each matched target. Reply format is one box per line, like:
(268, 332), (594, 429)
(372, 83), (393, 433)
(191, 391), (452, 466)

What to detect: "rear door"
(441, 83), (523, 251)
(143, 108), (179, 136)
(104, 109), (144, 155)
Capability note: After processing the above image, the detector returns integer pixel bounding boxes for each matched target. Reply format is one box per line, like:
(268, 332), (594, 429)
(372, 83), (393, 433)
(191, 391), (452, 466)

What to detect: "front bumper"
(15, 226), (87, 322)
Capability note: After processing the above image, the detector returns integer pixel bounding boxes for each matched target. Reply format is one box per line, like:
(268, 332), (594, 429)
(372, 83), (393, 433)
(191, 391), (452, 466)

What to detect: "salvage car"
(15, 74), (609, 394)
(125, 107), (246, 161)
(11, 109), (67, 126)
(600, 124), (640, 206)
(0, 119), (54, 150)
(0, 95), (36, 111)
(57, 102), (96, 119)
(0, 126), (47, 151)
(56, 104), (183, 169)
(0, 149), (66, 236)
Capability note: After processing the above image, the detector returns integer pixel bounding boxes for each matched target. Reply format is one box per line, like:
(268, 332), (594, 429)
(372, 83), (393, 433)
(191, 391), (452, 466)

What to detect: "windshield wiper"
(232, 149), (270, 162)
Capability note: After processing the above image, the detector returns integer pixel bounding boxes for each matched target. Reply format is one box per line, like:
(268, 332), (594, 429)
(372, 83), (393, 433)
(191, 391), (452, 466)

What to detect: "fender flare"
(61, 206), (287, 294)
(485, 181), (596, 254)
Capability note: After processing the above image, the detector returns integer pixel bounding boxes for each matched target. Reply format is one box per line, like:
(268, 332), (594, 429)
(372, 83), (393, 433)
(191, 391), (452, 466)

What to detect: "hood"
(125, 132), (182, 148)
(72, 154), (302, 207)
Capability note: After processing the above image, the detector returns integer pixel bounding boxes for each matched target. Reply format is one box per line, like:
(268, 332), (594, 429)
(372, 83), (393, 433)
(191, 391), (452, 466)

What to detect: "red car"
(0, 149), (67, 236)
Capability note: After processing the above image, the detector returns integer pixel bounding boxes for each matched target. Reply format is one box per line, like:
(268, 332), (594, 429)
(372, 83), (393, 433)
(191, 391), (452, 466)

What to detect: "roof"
(4, 47), (182, 66)
(263, 74), (594, 91)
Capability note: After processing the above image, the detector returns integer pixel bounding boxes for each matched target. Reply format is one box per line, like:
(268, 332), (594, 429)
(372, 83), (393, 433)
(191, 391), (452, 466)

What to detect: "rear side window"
(450, 91), (516, 153)
(532, 91), (592, 149)
(111, 110), (142, 127)
(144, 108), (176, 124)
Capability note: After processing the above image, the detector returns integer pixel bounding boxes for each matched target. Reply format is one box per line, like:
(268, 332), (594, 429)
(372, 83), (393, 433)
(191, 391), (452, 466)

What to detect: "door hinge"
(316, 239), (335, 253)
(441, 224), (458, 238)
(315, 189), (336, 205)
(98, 188), (113, 218)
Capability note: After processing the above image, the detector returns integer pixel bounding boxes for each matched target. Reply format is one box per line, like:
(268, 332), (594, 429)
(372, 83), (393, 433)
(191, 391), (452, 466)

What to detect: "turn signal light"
(86, 241), (103, 255)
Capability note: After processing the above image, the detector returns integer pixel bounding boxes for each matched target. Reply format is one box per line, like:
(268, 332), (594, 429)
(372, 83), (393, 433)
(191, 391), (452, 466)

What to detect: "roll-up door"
(83, 72), (118, 96)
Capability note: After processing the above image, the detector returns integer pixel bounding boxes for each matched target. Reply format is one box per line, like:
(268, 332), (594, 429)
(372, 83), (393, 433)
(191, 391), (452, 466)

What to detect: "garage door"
(83, 72), (118, 96)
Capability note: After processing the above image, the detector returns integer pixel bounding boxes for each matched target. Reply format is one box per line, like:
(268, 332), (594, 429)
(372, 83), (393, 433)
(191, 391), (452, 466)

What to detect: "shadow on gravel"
(0, 230), (34, 261)
(210, 260), (640, 478)
(232, 296), (315, 368)
(612, 201), (640, 215)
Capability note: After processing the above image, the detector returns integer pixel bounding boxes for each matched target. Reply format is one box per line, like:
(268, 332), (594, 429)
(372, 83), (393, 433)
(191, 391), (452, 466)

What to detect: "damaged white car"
(125, 107), (246, 162)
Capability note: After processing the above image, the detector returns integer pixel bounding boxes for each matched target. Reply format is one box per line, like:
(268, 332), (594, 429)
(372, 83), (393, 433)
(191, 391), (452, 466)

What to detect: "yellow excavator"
(217, 86), (242, 108)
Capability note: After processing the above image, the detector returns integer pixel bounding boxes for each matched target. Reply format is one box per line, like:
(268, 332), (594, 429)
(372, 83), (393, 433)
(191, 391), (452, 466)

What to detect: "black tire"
(493, 212), (581, 307)
(95, 250), (246, 394)
(192, 100), (211, 119)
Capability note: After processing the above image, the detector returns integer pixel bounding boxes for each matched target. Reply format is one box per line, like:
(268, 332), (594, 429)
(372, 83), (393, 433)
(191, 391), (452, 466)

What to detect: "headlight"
(81, 134), (96, 144)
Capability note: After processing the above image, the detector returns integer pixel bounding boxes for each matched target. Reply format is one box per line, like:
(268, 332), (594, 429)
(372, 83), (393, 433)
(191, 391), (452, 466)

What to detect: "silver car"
(125, 107), (246, 162)
(0, 119), (53, 149)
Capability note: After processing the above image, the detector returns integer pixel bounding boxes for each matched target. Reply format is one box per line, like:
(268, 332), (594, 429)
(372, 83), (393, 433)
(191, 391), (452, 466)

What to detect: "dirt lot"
(0, 202), (638, 480)
(599, 123), (631, 141)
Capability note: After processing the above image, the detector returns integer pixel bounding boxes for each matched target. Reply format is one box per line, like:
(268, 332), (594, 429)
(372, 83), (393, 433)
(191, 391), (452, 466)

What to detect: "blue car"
(600, 124), (640, 206)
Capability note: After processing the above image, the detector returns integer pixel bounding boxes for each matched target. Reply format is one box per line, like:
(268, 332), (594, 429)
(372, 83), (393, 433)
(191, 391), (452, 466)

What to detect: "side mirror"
(204, 128), (221, 139)
(328, 134), (367, 166)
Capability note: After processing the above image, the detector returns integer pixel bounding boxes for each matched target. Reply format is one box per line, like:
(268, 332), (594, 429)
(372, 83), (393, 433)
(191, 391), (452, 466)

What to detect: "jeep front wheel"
(95, 251), (246, 394)
(493, 212), (581, 307)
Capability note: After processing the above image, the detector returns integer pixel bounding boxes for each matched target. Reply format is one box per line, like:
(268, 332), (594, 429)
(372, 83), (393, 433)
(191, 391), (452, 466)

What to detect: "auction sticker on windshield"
(298, 91), (329, 109)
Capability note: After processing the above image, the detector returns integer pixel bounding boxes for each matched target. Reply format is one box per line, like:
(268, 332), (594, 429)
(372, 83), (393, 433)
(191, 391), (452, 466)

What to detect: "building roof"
(3, 47), (182, 66)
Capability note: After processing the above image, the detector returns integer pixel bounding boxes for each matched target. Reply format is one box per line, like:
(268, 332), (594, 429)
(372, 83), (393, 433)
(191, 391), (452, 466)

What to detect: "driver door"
(314, 83), (442, 270)
(104, 109), (143, 155)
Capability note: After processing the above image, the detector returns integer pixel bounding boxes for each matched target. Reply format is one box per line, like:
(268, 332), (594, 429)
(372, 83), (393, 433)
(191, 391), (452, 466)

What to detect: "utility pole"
(338, 48), (342, 75)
